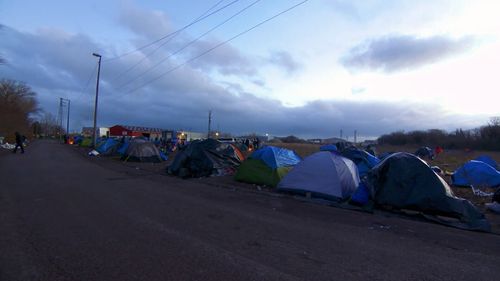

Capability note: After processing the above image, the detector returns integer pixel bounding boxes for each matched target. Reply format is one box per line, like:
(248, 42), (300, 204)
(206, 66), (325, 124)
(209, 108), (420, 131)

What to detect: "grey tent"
(414, 146), (434, 160)
(122, 138), (162, 162)
(277, 151), (360, 201)
(168, 139), (244, 178)
(366, 152), (490, 231)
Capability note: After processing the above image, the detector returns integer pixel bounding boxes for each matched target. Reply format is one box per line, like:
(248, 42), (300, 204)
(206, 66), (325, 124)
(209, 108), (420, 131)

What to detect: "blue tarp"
(159, 151), (168, 161)
(474, 155), (498, 170)
(250, 146), (301, 169)
(341, 148), (380, 177)
(452, 160), (500, 188)
(96, 138), (119, 154)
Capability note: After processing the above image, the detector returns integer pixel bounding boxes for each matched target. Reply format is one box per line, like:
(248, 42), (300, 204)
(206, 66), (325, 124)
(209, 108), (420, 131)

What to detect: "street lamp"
(92, 52), (102, 148)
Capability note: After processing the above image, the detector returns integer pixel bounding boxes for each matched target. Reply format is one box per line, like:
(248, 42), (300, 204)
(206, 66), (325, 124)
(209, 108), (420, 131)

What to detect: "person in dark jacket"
(13, 132), (24, 153)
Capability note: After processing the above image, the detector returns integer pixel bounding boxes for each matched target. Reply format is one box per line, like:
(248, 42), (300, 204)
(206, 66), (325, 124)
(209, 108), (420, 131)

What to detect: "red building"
(109, 125), (163, 140)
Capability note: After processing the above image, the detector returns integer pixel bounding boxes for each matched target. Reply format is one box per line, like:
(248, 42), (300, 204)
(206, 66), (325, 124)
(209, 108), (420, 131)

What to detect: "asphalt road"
(1, 140), (499, 281)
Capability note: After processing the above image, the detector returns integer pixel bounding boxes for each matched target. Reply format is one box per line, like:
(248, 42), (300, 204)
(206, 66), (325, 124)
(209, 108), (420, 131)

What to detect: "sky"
(1, 0), (499, 139)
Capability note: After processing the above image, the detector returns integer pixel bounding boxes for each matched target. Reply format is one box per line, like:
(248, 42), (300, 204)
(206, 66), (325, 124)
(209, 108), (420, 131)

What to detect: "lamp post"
(66, 98), (70, 135)
(92, 53), (102, 148)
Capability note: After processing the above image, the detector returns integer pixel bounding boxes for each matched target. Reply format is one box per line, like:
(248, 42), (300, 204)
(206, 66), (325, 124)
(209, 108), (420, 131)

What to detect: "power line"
(104, 0), (240, 62)
(74, 63), (98, 102)
(116, 0), (262, 91)
(123, 0), (309, 96)
(110, 0), (227, 83)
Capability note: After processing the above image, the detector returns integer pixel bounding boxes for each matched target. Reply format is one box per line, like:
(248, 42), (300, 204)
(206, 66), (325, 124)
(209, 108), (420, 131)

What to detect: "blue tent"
(474, 155), (498, 170)
(73, 135), (83, 144)
(117, 140), (130, 155)
(250, 146), (301, 169)
(341, 148), (380, 177)
(278, 151), (360, 201)
(96, 138), (119, 155)
(320, 144), (337, 152)
(452, 160), (500, 188)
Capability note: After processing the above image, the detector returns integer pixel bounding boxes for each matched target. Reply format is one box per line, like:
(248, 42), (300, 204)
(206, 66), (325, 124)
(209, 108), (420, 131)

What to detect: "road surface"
(1, 140), (499, 281)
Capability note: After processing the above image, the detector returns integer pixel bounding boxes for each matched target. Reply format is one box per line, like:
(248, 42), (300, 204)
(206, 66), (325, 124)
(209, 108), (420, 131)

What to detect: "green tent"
(235, 158), (292, 187)
(234, 146), (301, 187)
(79, 138), (93, 147)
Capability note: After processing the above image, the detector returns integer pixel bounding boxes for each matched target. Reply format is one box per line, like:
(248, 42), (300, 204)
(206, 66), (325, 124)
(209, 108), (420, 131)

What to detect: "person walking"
(12, 132), (24, 154)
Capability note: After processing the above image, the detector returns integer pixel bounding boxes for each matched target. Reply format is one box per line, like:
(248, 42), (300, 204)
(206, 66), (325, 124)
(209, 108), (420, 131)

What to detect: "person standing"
(12, 132), (24, 154)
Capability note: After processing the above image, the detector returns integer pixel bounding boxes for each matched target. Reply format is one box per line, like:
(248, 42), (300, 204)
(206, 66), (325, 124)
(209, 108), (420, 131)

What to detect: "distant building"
(178, 131), (205, 141)
(239, 135), (270, 142)
(162, 130), (205, 142)
(109, 125), (162, 140)
(322, 137), (347, 144)
(307, 139), (322, 144)
(82, 127), (109, 138)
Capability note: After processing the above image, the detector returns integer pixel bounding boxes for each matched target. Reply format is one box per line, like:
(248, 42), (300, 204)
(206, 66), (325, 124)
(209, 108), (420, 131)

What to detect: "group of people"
(243, 138), (260, 151)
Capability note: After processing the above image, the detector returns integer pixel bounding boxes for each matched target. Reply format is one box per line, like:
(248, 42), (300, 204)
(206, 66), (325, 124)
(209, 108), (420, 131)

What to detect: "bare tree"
(0, 79), (39, 141)
(38, 111), (61, 137)
(489, 116), (500, 127)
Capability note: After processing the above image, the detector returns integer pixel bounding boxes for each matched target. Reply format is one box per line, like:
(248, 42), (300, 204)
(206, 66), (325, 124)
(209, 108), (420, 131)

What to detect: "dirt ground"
(4, 140), (500, 281)
(59, 141), (500, 234)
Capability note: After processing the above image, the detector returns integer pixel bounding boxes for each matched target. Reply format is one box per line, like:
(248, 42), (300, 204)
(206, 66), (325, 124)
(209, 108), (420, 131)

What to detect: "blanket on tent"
(365, 152), (490, 232)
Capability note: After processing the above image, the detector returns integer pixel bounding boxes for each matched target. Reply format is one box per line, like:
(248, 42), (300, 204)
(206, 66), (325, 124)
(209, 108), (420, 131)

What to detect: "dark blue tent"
(452, 160), (500, 188)
(96, 138), (119, 155)
(341, 148), (380, 177)
(117, 140), (130, 155)
(250, 146), (301, 169)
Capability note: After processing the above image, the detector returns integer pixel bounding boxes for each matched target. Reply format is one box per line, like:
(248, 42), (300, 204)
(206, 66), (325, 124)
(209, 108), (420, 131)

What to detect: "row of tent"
(73, 136), (167, 162)
(168, 140), (498, 232)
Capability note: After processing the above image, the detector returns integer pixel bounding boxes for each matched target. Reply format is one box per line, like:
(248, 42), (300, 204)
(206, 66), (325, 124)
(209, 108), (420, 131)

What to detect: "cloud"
(183, 38), (258, 76)
(267, 51), (302, 75)
(341, 34), (476, 72)
(0, 25), (487, 138)
(118, 3), (174, 40)
(114, 3), (258, 78)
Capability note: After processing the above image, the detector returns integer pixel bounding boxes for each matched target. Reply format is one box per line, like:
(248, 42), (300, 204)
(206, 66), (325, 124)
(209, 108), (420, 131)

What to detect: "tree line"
(0, 79), (62, 143)
(378, 118), (500, 151)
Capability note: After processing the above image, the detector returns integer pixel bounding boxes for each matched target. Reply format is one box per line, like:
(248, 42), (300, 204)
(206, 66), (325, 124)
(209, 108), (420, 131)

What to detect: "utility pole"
(340, 129), (343, 140)
(66, 99), (70, 135)
(207, 110), (212, 139)
(58, 98), (71, 142)
(92, 53), (102, 148)
(354, 130), (357, 144)
(58, 98), (63, 142)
